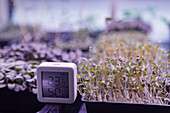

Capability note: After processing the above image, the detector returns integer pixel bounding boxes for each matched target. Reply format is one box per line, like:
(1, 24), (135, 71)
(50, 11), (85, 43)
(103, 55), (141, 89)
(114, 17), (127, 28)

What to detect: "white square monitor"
(37, 62), (77, 104)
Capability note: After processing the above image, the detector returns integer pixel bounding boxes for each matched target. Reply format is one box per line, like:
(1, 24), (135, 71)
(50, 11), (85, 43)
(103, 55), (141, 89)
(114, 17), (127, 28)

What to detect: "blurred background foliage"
(0, 0), (169, 49)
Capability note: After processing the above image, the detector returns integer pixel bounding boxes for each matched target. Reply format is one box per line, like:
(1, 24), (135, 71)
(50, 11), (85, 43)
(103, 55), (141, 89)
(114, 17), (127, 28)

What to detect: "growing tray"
(82, 98), (170, 113)
(0, 88), (45, 113)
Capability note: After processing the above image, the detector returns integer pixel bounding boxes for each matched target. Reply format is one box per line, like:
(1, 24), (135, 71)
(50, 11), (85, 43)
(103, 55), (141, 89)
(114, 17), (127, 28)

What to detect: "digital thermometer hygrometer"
(37, 62), (77, 104)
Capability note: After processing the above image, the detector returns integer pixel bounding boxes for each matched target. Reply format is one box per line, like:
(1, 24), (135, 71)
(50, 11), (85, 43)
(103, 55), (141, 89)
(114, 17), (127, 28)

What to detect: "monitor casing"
(37, 62), (77, 104)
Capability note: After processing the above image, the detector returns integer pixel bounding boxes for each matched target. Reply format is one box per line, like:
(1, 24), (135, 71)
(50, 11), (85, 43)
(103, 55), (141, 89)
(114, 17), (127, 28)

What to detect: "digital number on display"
(42, 72), (69, 98)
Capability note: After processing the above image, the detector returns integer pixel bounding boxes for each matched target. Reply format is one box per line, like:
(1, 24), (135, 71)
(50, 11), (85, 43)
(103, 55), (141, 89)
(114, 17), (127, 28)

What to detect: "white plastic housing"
(37, 62), (77, 104)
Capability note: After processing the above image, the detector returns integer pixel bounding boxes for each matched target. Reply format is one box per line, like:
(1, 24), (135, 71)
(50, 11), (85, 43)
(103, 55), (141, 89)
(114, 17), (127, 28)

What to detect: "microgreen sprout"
(78, 32), (170, 105)
(0, 42), (82, 93)
(78, 56), (170, 104)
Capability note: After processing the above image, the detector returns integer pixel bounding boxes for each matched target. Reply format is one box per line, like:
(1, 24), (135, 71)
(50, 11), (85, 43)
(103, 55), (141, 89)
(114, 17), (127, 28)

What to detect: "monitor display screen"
(42, 72), (69, 98)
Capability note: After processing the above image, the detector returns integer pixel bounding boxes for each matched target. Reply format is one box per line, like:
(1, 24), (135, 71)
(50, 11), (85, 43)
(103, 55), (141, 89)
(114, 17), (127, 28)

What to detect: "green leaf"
(97, 69), (102, 72)
(25, 71), (34, 77)
(161, 94), (166, 98)
(152, 62), (157, 67)
(81, 74), (86, 78)
(31, 66), (37, 68)
(90, 69), (95, 73)
(87, 63), (90, 67)
(90, 76), (94, 81)
(130, 94), (132, 98)
(15, 68), (22, 71)
(105, 17), (112, 24)
(135, 83), (137, 88)
(77, 74), (80, 79)
(94, 91), (97, 95)
(166, 75), (170, 78)
(139, 86), (143, 90)
(25, 71), (29, 75)
(99, 81), (102, 85)
(128, 71), (131, 75)
(106, 17), (112, 21)
(105, 76), (109, 81)
(151, 76), (155, 81)
(143, 69), (146, 73)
